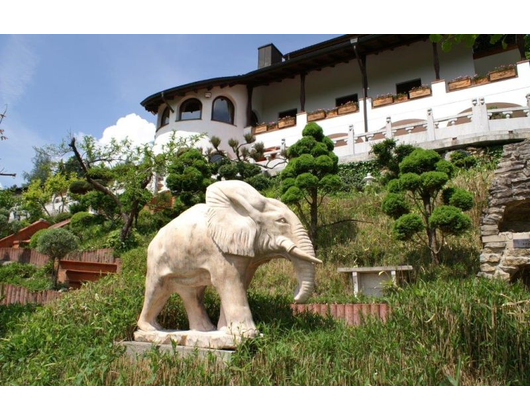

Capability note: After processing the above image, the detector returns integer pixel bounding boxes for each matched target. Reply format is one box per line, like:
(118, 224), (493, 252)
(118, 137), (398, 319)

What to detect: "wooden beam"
(300, 72), (306, 112)
(432, 42), (441, 80)
(246, 85), (253, 127)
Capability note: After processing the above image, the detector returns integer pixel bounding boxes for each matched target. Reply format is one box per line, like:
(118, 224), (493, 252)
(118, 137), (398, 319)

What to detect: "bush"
(429, 205), (472, 235)
(36, 228), (78, 288)
(70, 211), (95, 233)
(29, 229), (47, 249)
(393, 213), (424, 240)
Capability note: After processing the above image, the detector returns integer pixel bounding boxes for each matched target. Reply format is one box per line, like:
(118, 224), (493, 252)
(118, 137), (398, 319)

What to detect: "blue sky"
(0, 34), (339, 187)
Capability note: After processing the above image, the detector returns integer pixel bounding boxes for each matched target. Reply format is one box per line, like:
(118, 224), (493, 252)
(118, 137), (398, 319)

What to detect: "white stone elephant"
(137, 180), (321, 336)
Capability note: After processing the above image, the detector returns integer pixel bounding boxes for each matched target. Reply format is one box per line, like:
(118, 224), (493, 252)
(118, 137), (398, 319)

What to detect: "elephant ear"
(206, 181), (265, 257)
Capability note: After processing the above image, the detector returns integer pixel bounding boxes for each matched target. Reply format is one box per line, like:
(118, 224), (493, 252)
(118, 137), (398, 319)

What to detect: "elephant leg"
(137, 277), (171, 332)
(212, 262), (257, 337)
(217, 262), (260, 330)
(176, 286), (215, 332)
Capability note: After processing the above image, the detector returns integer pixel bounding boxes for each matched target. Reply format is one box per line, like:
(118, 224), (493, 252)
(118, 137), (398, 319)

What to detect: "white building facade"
(142, 35), (530, 170)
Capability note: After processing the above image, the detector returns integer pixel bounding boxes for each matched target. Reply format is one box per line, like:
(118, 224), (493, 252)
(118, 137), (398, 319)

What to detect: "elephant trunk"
(278, 224), (319, 303)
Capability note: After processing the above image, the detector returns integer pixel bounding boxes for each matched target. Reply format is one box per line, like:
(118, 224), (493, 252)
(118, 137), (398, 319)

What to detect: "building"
(141, 34), (530, 171)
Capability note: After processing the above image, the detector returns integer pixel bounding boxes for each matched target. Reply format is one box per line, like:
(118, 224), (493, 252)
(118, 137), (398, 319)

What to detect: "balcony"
(248, 60), (530, 165)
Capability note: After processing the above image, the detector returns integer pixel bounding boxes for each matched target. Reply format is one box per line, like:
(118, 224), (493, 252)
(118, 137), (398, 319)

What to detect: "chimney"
(258, 44), (283, 69)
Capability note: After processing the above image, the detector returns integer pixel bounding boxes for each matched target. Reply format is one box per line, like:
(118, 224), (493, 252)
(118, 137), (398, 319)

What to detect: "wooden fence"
(0, 284), (62, 306)
(291, 303), (391, 326)
(0, 247), (119, 267)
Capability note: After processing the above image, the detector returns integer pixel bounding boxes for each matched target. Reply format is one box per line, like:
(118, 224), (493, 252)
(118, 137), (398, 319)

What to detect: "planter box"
(409, 87), (431, 99)
(473, 76), (489, 86)
(290, 303), (391, 326)
(307, 110), (326, 121)
(326, 108), (339, 118)
(267, 122), (278, 131)
(278, 117), (295, 129)
(448, 77), (472, 91)
(373, 96), (393, 107)
(254, 124), (267, 134)
(337, 102), (358, 114)
(488, 67), (517, 82)
(394, 95), (408, 103)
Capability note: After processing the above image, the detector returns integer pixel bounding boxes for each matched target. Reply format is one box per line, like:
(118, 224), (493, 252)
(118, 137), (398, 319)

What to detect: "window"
(160, 107), (170, 127)
(179, 98), (202, 121)
(278, 108), (297, 119)
(335, 94), (358, 107)
(212, 96), (235, 124)
(396, 79), (422, 95)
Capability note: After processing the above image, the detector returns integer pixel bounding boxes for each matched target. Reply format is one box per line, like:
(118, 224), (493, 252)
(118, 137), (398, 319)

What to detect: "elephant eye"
(277, 217), (288, 224)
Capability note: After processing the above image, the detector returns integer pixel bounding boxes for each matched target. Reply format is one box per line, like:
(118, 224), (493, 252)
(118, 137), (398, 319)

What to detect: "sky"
(0, 34), (339, 188)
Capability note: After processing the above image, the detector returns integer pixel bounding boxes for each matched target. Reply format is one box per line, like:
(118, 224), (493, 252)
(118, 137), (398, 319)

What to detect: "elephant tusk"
(289, 246), (323, 264)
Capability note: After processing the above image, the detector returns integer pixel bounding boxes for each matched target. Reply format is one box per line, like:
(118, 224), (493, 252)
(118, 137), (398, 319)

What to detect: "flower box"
(307, 110), (326, 122)
(473, 76), (489, 86)
(409, 86), (431, 99)
(278, 116), (296, 129)
(326, 108), (339, 118)
(488, 67), (517, 82)
(448, 77), (472, 91)
(267, 122), (278, 131)
(373, 95), (393, 107)
(254, 123), (267, 134)
(394, 94), (409, 103)
(337, 102), (358, 114)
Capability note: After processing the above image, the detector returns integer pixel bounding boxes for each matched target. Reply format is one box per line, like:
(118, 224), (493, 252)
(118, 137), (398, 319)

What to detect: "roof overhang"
(141, 34), (428, 113)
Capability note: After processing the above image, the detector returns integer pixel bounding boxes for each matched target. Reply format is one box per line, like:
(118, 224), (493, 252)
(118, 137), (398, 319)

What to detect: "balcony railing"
(249, 60), (530, 165)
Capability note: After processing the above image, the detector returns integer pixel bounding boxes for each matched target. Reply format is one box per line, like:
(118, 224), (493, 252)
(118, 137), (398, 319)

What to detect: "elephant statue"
(137, 180), (321, 337)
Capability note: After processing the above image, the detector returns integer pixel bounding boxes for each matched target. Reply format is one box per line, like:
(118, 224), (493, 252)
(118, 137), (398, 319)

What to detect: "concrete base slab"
(134, 329), (242, 350)
(118, 341), (234, 363)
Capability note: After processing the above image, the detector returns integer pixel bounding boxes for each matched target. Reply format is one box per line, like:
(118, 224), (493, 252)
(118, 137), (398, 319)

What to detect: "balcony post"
(300, 72), (306, 113)
(472, 97), (490, 133)
(526, 94), (530, 124)
(427, 109), (436, 141)
(432, 42), (441, 80)
(385, 117), (392, 138)
(246, 85), (253, 127)
(348, 125), (355, 156)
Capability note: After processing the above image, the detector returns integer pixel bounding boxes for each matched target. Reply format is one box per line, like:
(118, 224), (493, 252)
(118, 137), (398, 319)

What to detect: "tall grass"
(1, 164), (529, 385)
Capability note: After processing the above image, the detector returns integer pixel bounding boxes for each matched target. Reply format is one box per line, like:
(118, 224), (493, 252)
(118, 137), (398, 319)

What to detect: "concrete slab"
(117, 341), (235, 363)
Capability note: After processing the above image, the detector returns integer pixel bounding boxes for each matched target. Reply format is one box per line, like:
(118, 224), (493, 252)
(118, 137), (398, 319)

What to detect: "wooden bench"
(337, 266), (413, 297)
(58, 260), (120, 289)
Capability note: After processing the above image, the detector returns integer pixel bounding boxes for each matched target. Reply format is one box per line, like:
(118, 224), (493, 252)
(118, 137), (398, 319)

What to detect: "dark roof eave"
(141, 34), (427, 113)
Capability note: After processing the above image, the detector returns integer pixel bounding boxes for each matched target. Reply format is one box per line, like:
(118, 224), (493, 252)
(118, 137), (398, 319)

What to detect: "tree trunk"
(423, 197), (439, 265)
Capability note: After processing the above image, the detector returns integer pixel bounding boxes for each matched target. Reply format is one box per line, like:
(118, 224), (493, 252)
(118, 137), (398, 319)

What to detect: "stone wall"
(479, 140), (530, 281)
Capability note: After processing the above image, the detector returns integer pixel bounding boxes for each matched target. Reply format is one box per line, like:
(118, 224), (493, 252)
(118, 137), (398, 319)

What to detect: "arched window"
(212, 96), (235, 124)
(179, 98), (202, 121)
(160, 107), (170, 128)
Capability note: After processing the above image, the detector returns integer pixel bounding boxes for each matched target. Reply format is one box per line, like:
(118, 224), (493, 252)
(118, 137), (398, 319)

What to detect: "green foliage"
(381, 147), (473, 264)
(371, 138), (415, 183)
(399, 149), (443, 174)
(36, 228), (78, 261)
(382, 193), (410, 219)
(393, 213), (425, 240)
(29, 229), (48, 249)
(0, 262), (52, 291)
(280, 122), (342, 243)
(450, 151), (477, 169)
(166, 148), (213, 216)
(338, 160), (380, 192)
(103, 228), (142, 253)
(430, 205), (472, 235)
(442, 187), (474, 211)
(70, 211), (95, 234)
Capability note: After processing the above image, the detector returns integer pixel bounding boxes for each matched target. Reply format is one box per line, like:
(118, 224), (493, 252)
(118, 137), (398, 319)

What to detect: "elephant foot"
(137, 318), (163, 332)
(220, 324), (259, 338)
(189, 318), (216, 332)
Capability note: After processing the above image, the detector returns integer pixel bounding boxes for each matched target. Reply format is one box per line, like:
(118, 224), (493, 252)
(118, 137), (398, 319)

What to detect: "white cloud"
(0, 36), (39, 106)
(98, 113), (155, 148)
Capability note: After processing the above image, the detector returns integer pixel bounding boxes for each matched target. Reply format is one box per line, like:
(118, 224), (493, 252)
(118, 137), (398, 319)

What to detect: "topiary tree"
(279, 122), (342, 243)
(381, 148), (473, 265)
(371, 138), (416, 184)
(166, 148), (215, 215)
(36, 228), (78, 288)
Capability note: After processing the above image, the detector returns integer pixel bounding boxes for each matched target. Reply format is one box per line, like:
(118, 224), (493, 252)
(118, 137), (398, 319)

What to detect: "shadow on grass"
(0, 304), (38, 338)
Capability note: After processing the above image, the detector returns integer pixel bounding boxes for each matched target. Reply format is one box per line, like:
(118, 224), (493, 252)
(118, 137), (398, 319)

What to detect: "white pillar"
(385, 117), (392, 138)
(427, 108), (436, 141)
(348, 125), (355, 156)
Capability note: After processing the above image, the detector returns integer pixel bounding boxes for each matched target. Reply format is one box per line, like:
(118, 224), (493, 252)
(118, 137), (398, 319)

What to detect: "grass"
(1, 163), (529, 385)
(0, 262), (53, 291)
